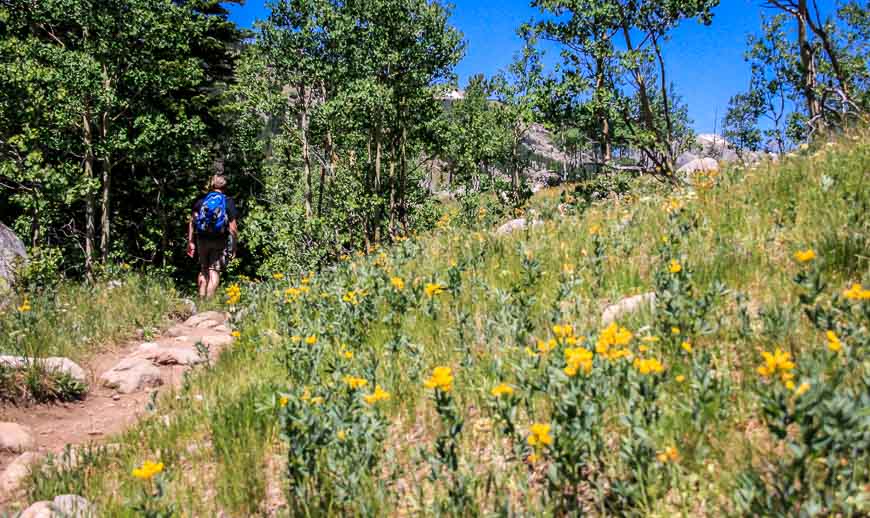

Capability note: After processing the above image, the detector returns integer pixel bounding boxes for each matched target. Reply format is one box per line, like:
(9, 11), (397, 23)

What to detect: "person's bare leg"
(206, 269), (221, 298)
(198, 271), (208, 298)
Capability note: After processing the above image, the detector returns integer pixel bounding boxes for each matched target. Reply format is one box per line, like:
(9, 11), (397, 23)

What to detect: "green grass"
(17, 131), (870, 516)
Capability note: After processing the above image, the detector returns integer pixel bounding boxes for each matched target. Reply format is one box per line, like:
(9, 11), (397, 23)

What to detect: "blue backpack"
(195, 192), (228, 236)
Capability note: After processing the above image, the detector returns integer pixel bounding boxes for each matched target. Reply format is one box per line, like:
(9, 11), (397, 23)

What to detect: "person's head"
(209, 174), (227, 192)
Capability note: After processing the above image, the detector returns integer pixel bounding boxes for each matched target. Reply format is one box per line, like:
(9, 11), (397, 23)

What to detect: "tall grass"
(18, 131), (870, 515)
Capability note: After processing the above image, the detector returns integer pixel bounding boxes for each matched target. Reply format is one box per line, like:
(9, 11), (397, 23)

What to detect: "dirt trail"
(0, 311), (234, 504)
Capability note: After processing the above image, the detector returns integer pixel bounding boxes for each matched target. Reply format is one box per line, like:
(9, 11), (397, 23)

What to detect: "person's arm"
(187, 212), (196, 258)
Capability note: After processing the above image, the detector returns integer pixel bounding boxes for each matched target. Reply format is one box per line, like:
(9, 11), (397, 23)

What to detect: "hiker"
(187, 174), (239, 298)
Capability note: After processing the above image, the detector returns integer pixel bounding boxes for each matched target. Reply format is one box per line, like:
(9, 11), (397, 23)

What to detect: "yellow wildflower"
(633, 358), (665, 375)
(596, 323), (633, 360)
(793, 382), (810, 397)
(589, 225), (600, 235)
(642, 336), (660, 343)
(537, 338), (557, 354)
(424, 366), (453, 392)
(524, 347), (536, 358)
(490, 383), (514, 397)
(639, 345), (649, 353)
(669, 259), (682, 274)
(552, 324), (574, 340)
(272, 272), (285, 280)
(305, 335), (317, 345)
(826, 331), (842, 353)
(343, 376), (368, 390)
(424, 283), (446, 297)
(656, 446), (679, 463)
(681, 341), (693, 354)
(337, 430), (347, 441)
(843, 283), (870, 301)
(132, 460), (164, 480)
(675, 375), (686, 383)
(225, 283), (241, 305)
(279, 396), (289, 407)
(564, 347), (594, 377)
(231, 331), (241, 338)
(390, 277), (405, 290)
(17, 298), (31, 313)
(757, 348), (796, 385)
(793, 249), (816, 263)
(291, 335), (302, 343)
(363, 385), (391, 405)
(340, 349), (354, 360)
(671, 327), (681, 335)
(527, 423), (553, 447)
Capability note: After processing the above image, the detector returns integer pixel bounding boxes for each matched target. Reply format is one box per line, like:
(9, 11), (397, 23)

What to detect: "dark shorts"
(197, 236), (229, 273)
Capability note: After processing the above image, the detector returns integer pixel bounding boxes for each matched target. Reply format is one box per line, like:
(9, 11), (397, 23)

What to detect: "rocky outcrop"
(133, 343), (205, 366)
(99, 358), (163, 394)
(677, 157), (719, 174)
(0, 356), (87, 383)
(0, 222), (26, 292)
(0, 451), (40, 494)
(495, 218), (543, 236)
(20, 495), (94, 518)
(0, 422), (34, 452)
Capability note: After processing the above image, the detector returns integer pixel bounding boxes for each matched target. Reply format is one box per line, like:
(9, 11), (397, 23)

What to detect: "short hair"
(210, 174), (227, 190)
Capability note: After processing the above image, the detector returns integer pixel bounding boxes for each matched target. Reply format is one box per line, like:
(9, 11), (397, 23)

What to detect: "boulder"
(495, 218), (543, 236)
(134, 345), (204, 366)
(0, 422), (34, 452)
(601, 292), (657, 326)
(99, 358), (163, 394)
(51, 495), (94, 517)
(677, 157), (719, 174)
(0, 451), (40, 494)
(183, 311), (228, 328)
(0, 221), (26, 292)
(18, 501), (52, 518)
(0, 356), (87, 383)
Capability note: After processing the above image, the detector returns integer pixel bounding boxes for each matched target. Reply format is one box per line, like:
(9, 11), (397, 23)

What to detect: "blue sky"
(223, 1), (828, 133)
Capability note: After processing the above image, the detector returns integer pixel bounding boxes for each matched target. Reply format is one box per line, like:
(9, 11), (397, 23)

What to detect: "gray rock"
(18, 501), (52, 518)
(0, 221), (26, 292)
(0, 422), (34, 452)
(0, 356), (87, 383)
(495, 218), (543, 236)
(134, 346), (204, 366)
(601, 292), (657, 325)
(51, 495), (94, 517)
(677, 157), (719, 174)
(0, 451), (40, 494)
(183, 311), (228, 327)
(99, 358), (163, 394)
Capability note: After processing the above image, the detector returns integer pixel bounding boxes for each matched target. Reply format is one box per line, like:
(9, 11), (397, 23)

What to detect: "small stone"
(0, 451), (40, 494)
(51, 494), (94, 517)
(99, 358), (163, 394)
(0, 422), (34, 452)
(112, 394), (121, 401)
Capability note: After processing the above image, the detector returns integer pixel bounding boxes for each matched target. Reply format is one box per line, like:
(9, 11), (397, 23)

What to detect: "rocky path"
(0, 310), (235, 509)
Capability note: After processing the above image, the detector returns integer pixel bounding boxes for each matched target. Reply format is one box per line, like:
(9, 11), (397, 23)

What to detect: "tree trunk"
(595, 55), (612, 162)
(298, 86), (313, 217)
(83, 112), (96, 279)
(796, 1), (822, 123)
(100, 159), (111, 264)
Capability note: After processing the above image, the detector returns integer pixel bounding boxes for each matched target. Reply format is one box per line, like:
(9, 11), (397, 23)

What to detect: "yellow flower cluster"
(424, 366), (453, 392)
(669, 259), (682, 274)
(596, 323), (633, 360)
(564, 347), (593, 377)
(424, 282), (446, 297)
(843, 283), (870, 301)
(132, 460), (164, 480)
(826, 331), (842, 353)
(17, 298), (31, 313)
(284, 285), (310, 303)
(390, 276), (405, 290)
(300, 388), (324, 405)
(527, 423), (553, 447)
(537, 338), (557, 354)
(305, 335), (317, 345)
(279, 395), (289, 407)
(657, 446), (679, 463)
(757, 348), (796, 386)
(681, 341), (693, 354)
(342, 290), (364, 305)
(490, 383), (514, 397)
(793, 249), (816, 263)
(665, 198), (683, 214)
(363, 385), (391, 405)
(225, 283), (241, 305)
(272, 272), (285, 280)
(633, 357), (665, 375)
(343, 375), (368, 390)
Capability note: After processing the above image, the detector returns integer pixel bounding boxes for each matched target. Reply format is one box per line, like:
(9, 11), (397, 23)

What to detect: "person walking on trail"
(187, 175), (239, 298)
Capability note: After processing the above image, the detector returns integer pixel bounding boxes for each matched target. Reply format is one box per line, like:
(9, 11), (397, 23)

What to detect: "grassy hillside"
(21, 132), (869, 516)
